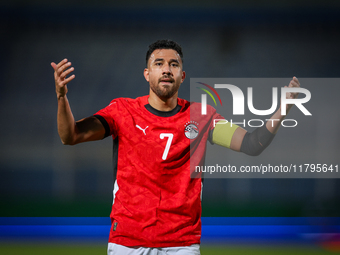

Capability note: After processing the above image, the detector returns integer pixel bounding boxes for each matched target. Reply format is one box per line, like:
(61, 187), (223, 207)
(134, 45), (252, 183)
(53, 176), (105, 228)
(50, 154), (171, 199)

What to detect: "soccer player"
(51, 39), (300, 255)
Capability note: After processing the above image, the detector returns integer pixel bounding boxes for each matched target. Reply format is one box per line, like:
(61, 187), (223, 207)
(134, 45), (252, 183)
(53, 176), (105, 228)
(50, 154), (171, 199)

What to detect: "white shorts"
(107, 243), (200, 255)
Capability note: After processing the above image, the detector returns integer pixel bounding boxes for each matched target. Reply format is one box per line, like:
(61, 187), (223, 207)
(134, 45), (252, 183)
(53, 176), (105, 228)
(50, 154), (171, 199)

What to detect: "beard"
(150, 76), (180, 100)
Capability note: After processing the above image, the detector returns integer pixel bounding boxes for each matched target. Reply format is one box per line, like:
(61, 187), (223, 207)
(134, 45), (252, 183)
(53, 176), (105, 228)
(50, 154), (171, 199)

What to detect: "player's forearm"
(266, 77), (300, 134)
(57, 95), (78, 145)
(266, 104), (290, 134)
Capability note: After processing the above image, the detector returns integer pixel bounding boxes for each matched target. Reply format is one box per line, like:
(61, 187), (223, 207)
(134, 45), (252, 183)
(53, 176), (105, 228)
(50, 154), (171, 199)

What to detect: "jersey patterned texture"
(94, 95), (221, 247)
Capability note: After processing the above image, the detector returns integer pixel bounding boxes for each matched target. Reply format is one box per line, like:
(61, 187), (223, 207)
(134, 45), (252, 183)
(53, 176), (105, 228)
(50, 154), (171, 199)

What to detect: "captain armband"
(240, 125), (275, 156)
(211, 121), (240, 149)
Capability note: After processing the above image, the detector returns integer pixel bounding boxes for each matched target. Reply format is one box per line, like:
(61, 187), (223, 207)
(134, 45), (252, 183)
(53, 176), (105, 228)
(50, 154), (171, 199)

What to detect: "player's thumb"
(51, 62), (57, 70)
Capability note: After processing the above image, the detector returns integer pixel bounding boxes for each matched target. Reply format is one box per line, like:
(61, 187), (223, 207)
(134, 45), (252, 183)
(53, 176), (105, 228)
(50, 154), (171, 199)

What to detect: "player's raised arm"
(265, 76), (300, 134)
(51, 59), (106, 145)
(213, 77), (300, 155)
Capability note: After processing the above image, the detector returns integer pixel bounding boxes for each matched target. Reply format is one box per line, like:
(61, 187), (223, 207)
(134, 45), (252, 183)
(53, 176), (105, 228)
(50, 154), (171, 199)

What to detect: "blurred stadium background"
(0, 0), (340, 254)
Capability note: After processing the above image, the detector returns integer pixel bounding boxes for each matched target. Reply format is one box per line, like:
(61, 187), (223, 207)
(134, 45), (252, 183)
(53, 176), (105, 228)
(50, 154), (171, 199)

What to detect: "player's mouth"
(159, 77), (174, 85)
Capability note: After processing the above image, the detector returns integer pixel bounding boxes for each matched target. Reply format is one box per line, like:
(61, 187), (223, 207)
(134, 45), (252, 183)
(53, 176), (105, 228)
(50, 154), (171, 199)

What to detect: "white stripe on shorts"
(107, 242), (200, 255)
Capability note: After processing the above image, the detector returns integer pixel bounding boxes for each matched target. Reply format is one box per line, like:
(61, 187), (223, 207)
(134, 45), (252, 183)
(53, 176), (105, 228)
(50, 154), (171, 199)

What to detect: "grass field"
(0, 243), (337, 255)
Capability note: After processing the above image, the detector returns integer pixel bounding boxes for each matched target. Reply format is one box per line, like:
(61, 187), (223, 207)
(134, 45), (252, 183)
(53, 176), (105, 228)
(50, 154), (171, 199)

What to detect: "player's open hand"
(51, 59), (75, 99)
(286, 76), (300, 99)
(284, 76), (300, 113)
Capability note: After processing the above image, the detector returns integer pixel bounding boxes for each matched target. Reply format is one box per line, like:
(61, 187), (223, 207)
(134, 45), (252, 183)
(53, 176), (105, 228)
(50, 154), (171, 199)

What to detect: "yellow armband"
(212, 121), (239, 148)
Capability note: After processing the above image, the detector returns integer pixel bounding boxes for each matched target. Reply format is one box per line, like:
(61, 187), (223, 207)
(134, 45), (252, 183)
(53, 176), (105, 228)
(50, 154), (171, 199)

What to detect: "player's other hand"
(51, 59), (75, 99)
(285, 76), (300, 99)
(284, 76), (300, 113)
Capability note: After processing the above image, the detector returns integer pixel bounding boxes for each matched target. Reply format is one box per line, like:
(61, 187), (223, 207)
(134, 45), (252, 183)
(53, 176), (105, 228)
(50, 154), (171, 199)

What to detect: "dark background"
(0, 0), (339, 217)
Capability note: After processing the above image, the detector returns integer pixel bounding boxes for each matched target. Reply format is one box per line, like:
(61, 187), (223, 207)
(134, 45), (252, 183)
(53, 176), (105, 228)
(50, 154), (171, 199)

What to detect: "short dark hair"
(146, 39), (183, 66)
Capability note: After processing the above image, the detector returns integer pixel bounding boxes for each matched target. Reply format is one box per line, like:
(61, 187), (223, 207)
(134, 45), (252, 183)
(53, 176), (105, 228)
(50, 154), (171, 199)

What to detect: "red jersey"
(94, 95), (220, 247)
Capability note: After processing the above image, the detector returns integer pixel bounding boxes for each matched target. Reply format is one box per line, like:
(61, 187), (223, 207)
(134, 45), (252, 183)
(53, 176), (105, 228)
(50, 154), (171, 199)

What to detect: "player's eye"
(171, 63), (179, 67)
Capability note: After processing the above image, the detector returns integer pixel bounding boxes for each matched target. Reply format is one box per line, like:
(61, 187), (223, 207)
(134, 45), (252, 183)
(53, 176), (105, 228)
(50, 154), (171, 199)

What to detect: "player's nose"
(162, 63), (171, 74)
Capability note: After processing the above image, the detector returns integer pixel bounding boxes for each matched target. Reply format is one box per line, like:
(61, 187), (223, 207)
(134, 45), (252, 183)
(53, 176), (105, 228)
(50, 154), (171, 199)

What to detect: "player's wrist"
(57, 92), (67, 100)
(56, 88), (68, 100)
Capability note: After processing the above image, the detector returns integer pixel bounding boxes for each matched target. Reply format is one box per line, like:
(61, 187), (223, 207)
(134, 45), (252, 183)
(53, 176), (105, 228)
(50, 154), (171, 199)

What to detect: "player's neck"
(148, 91), (178, 112)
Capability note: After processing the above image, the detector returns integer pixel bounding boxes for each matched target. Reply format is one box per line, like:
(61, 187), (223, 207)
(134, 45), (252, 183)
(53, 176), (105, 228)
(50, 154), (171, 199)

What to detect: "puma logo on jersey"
(136, 125), (149, 135)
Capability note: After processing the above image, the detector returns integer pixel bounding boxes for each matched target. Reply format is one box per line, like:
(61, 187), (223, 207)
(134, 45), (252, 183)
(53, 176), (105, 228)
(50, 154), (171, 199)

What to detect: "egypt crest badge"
(184, 122), (199, 139)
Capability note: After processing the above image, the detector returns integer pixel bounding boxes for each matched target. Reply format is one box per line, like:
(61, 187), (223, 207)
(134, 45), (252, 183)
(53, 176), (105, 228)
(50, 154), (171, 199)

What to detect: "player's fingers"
(53, 59), (68, 75)
(290, 79), (300, 98)
(289, 79), (299, 88)
(56, 58), (68, 69)
(292, 76), (300, 87)
(293, 76), (300, 84)
(57, 61), (72, 77)
(51, 62), (57, 71)
(55, 62), (71, 80)
(60, 66), (74, 79)
(61, 74), (75, 85)
(51, 62), (59, 81)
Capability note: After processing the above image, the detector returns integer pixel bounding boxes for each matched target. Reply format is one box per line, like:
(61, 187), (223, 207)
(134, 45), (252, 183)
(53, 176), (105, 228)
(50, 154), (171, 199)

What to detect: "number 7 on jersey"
(160, 133), (173, 160)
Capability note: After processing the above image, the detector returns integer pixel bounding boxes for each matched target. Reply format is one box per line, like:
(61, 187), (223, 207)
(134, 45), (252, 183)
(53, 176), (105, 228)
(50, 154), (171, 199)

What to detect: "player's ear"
(144, 68), (149, 82)
(181, 71), (186, 83)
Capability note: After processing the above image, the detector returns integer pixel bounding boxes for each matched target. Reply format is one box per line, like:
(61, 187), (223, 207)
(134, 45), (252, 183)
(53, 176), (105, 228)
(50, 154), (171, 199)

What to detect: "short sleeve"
(93, 99), (120, 138)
